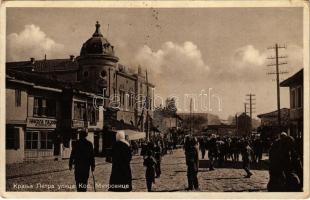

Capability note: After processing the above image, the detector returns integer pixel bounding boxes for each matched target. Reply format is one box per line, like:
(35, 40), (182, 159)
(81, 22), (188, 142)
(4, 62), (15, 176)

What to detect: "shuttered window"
(6, 126), (20, 150)
(15, 89), (21, 107)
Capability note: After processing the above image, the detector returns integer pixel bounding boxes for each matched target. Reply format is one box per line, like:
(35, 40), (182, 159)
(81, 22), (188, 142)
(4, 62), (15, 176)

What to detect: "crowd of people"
(68, 129), (303, 192)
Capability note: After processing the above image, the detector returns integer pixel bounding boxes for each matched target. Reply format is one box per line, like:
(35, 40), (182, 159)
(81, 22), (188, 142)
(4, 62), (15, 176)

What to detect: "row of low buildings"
(6, 70), (104, 163)
(6, 22), (155, 163)
(257, 69), (303, 140)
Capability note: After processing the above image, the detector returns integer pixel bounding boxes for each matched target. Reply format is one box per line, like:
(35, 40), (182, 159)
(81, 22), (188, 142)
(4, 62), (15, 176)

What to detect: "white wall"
(6, 89), (28, 122)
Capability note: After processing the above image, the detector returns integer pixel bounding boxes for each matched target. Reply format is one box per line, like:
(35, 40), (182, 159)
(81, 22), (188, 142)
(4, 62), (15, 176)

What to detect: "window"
(119, 90), (126, 107)
(40, 131), (53, 149)
(73, 101), (87, 120)
(46, 99), (56, 117)
(26, 131), (53, 150)
(291, 89), (296, 108)
(34, 98), (39, 116)
(83, 71), (89, 77)
(297, 87), (302, 108)
(33, 97), (56, 117)
(41, 99), (47, 116)
(25, 131), (38, 149)
(88, 103), (97, 125)
(15, 89), (21, 107)
(129, 93), (132, 108)
(6, 126), (20, 150)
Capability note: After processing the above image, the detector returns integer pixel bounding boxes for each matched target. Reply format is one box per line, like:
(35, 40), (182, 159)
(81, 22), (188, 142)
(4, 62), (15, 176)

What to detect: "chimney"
(70, 55), (75, 61)
(138, 65), (142, 75)
(30, 57), (35, 64)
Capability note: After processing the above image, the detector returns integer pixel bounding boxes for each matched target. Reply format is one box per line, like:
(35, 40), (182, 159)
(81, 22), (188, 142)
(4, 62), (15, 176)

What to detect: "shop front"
(24, 117), (57, 161)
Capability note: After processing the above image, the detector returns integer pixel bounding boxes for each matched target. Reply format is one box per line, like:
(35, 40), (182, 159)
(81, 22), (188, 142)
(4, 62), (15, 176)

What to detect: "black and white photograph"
(1, 1), (309, 198)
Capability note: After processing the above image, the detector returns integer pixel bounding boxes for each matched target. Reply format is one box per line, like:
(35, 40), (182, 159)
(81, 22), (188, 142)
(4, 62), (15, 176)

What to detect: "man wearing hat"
(69, 129), (95, 192)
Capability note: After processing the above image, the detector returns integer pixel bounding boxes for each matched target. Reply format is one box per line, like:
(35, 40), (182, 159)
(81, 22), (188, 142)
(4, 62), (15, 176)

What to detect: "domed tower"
(76, 21), (119, 96)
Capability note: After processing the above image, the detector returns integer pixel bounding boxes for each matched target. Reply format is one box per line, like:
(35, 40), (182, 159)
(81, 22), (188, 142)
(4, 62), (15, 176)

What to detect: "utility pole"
(190, 98), (193, 136)
(235, 113), (238, 136)
(146, 70), (150, 141)
(244, 103), (248, 135)
(267, 43), (288, 127)
(246, 94), (256, 135)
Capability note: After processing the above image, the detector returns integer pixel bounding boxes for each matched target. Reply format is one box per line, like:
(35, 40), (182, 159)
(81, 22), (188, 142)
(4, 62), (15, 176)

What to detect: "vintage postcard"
(0, 0), (309, 199)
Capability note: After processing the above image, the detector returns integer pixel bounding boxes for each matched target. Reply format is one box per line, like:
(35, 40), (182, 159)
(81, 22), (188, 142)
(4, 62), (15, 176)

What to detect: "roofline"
(280, 68), (303, 87)
(257, 108), (289, 118)
(7, 77), (63, 92)
(33, 85), (62, 93)
(6, 77), (35, 86)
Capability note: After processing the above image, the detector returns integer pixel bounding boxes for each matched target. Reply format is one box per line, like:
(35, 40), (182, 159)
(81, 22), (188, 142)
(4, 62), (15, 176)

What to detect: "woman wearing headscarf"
(108, 130), (132, 192)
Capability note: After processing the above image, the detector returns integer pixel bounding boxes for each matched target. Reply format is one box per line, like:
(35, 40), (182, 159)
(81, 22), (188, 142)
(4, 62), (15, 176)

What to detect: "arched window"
(83, 71), (89, 78)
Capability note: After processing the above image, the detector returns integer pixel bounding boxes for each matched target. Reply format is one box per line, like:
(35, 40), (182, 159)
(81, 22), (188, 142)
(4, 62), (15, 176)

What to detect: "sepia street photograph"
(1, 1), (309, 198)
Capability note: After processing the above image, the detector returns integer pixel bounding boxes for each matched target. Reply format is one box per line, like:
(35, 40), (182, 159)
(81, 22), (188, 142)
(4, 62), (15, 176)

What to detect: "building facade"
(280, 69), (303, 139)
(6, 70), (104, 163)
(6, 22), (155, 162)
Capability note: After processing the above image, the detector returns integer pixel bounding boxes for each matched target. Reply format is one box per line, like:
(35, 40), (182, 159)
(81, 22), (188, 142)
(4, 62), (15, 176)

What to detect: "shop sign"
(27, 117), (57, 129)
(72, 120), (86, 128)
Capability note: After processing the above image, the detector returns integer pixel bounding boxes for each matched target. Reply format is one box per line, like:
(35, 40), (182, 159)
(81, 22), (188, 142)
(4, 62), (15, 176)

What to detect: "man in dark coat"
(267, 135), (286, 191)
(109, 131), (132, 192)
(199, 138), (206, 159)
(69, 130), (95, 192)
(153, 141), (162, 178)
(208, 134), (218, 171)
(143, 150), (157, 192)
(267, 132), (302, 192)
(184, 136), (199, 190)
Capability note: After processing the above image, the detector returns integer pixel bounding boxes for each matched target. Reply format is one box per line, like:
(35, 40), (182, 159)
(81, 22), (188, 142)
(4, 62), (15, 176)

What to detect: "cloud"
(232, 45), (267, 69)
(133, 41), (210, 86)
(7, 24), (65, 61)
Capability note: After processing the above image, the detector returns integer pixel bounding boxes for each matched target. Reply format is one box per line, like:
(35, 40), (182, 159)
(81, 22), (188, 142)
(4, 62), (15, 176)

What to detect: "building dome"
(80, 21), (116, 57)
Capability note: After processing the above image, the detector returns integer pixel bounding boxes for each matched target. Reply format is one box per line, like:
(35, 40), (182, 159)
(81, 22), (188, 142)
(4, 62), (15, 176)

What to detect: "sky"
(6, 7), (304, 119)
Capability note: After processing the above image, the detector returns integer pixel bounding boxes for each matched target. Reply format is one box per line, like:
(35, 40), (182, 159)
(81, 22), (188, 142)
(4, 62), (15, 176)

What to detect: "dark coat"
(185, 145), (199, 172)
(69, 138), (95, 180)
(143, 156), (157, 181)
(153, 145), (162, 162)
(109, 141), (132, 192)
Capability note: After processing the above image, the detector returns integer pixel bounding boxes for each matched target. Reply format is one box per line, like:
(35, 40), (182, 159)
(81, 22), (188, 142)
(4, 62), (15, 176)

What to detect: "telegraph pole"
(246, 94), (256, 134)
(146, 70), (150, 141)
(190, 98), (193, 136)
(244, 103), (248, 135)
(267, 43), (288, 127)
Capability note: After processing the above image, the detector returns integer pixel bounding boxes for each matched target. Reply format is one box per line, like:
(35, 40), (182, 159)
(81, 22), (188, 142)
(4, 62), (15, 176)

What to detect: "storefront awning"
(123, 129), (146, 141)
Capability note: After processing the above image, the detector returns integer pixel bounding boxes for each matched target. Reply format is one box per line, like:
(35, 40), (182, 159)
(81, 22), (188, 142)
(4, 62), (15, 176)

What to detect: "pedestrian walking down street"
(199, 138), (206, 159)
(184, 136), (199, 190)
(217, 139), (225, 167)
(69, 130), (95, 192)
(267, 132), (302, 192)
(242, 140), (253, 178)
(154, 141), (162, 178)
(207, 134), (218, 171)
(253, 137), (263, 164)
(143, 150), (157, 192)
(109, 131), (133, 192)
(231, 137), (239, 163)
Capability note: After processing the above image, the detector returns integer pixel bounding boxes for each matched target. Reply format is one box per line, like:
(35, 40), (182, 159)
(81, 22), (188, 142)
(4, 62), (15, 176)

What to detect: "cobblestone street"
(6, 149), (269, 192)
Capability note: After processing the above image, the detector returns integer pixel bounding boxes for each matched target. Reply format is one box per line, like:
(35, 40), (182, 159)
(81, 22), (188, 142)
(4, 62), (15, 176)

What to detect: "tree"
(163, 97), (177, 115)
